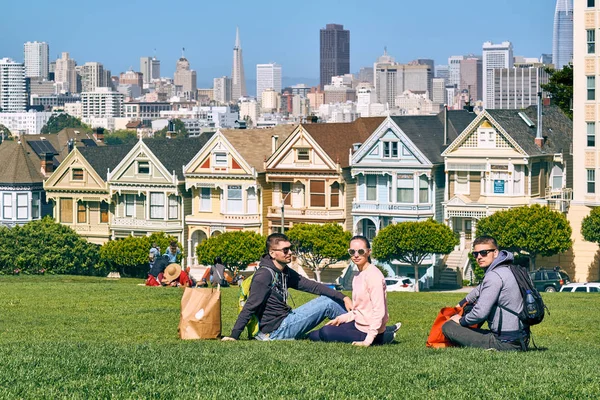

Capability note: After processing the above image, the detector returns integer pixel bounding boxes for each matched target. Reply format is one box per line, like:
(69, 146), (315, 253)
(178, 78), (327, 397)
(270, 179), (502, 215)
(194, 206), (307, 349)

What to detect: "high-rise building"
(54, 52), (78, 94)
(358, 67), (374, 84)
(120, 70), (144, 87)
(23, 41), (49, 79)
(231, 27), (247, 101)
(140, 56), (160, 84)
(415, 59), (435, 72)
(448, 56), (464, 87)
(374, 51), (433, 106)
(80, 62), (109, 93)
(482, 41), (513, 108)
(491, 66), (549, 109)
(213, 76), (232, 104)
(256, 63), (282, 102)
(541, 53), (553, 65)
(459, 57), (483, 103)
(320, 24), (350, 89)
(0, 58), (27, 112)
(432, 78), (446, 104)
(435, 65), (449, 81)
(174, 54), (197, 100)
(81, 87), (124, 118)
(553, 0), (574, 69)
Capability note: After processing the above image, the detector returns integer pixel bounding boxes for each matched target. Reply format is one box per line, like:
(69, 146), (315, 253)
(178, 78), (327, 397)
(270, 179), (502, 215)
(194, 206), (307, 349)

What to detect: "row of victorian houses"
(0, 104), (573, 286)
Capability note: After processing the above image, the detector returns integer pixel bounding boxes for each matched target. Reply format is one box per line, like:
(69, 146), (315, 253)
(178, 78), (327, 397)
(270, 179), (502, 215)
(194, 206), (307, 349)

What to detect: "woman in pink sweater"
(308, 235), (400, 346)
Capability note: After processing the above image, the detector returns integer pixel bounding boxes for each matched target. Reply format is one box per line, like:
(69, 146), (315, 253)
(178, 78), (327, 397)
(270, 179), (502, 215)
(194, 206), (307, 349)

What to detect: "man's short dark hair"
(170, 241), (177, 247)
(266, 233), (289, 252)
(472, 235), (498, 249)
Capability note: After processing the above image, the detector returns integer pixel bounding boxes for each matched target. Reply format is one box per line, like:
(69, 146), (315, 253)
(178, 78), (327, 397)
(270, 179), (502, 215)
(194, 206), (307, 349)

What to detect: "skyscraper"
(482, 41), (513, 108)
(80, 62), (108, 93)
(213, 76), (232, 104)
(55, 52), (78, 93)
(231, 27), (247, 101)
(553, 0), (573, 69)
(23, 41), (49, 79)
(140, 56), (161, 84)
(459, 57), (483, 103)
(256, 63), (282, 102)
(320, 24), (350, 89)
(174, 53), (197, 100)
(0, 58), (27, 112)
(448, 56), (464, 87)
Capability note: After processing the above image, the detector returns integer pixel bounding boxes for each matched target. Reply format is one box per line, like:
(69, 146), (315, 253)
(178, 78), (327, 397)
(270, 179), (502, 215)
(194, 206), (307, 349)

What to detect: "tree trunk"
(315, 268), (321, 282)
(413, 264), (420, 292)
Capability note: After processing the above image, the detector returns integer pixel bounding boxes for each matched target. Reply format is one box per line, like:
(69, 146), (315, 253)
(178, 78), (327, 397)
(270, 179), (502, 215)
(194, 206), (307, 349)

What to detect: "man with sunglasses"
(223, 233), (353, 341)
(441, 235), (530, 351)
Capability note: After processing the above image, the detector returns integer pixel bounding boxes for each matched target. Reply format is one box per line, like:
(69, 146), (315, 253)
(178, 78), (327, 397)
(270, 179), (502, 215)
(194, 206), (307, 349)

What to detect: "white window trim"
(455, 171), (470, 195)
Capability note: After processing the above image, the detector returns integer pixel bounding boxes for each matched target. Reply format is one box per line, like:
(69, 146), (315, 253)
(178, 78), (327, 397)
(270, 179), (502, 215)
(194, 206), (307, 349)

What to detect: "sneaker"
(382, 322), (402, 344)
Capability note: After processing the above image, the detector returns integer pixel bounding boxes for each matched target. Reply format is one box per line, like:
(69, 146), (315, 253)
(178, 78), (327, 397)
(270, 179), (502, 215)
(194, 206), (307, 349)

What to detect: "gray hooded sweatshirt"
(459, 250), (528, 341)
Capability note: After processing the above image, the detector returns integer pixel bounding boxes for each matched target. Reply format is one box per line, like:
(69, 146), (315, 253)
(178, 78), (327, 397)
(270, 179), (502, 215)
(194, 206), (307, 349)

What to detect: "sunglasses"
(348, 249), (368, 257)
(471, 249), (497, 258)
(273, 247), (292, 254)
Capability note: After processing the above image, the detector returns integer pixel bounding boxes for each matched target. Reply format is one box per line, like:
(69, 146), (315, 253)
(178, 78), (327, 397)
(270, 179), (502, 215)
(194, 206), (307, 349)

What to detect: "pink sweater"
(339, 263), (389, 345)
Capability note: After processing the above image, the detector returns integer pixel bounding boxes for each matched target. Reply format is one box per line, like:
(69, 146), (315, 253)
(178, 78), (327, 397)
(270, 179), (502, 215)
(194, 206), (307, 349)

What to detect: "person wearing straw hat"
(162, 263), (193, 287)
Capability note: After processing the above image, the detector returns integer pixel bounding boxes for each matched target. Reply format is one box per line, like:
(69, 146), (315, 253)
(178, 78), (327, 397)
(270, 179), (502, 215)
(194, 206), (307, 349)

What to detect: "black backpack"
(499, 264), (547, 326)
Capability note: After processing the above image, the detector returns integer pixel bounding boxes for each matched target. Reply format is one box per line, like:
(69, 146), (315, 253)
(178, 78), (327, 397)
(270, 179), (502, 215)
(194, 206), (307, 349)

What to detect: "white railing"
(223, 214), (260, 222)
(267, 206), (344, 219)
(112, 218), (182, 229)
(352, 201), (433, 213)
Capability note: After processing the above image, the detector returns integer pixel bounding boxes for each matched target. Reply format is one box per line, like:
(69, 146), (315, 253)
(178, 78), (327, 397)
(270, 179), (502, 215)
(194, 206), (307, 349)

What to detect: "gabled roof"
(143, 133), (215, 180)
(390, 110), (477, 164)
(219, 125), (296, 173)
(302, 117), (385, 168)
(0, 141), (44, 185)
(78, 144), (135, 180)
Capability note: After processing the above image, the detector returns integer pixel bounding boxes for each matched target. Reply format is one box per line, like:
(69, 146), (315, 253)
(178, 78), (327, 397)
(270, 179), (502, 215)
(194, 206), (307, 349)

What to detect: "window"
(281, 182), (292, 205)
(125, 194), (134, 217)
(215, 152), (227, 166)
(72, 168), (84, 181)
(137, 161), (150, 174)
(455, 171), (469, 194)
(32, 192), (40, 219)
(247, 187), (257, 214)
(77, 202), (86, 223)
(588, 76), (596, 101)
(490, 171), (509, 194)
(589, 0), (595, 8)
(16, 194), (27, 219)
(588, 169), (596, 194)
(150, 192), (164, 219)
(588, 29), (596, 54)
(310, 180), (326, 207)
(330, 182), (340, 207)
(588, 122), (596, 147)
(227, 185), (243, 213)
(60, 198), (73, 223)
(296, 148), (310, 162)
(100, 201), (109, 223)
(397, 175), (414, 203)
(366, 175), (377, 201)
(200, 188), (211, 211)
(513, 165), (524, 195)
(383, 141), (398, 158)
(419, 176), (429, 203)
(168, 195), (178, 219)
(575, 286), (587, 292)
(551, 165), (563, 190)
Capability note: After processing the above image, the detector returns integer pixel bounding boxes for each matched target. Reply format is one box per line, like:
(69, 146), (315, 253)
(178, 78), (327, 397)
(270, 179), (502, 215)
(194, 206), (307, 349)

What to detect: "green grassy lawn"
(1, 275), (599, 399)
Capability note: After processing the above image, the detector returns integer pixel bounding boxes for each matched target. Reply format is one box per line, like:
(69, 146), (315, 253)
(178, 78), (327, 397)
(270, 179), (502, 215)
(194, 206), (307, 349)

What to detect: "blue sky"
(2, 0), (555, 88)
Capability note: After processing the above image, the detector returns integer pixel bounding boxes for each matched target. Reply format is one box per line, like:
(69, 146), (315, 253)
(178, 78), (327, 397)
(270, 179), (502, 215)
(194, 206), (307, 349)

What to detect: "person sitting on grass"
(222, 233), (353, 342)
(308, 235), (401, 346)
(441, 235), (530, 351)
(145, 255), (170, 286)
(161, 263), (193, 287)
(211, 257), (229, 287)
(164, 241), (181, 264)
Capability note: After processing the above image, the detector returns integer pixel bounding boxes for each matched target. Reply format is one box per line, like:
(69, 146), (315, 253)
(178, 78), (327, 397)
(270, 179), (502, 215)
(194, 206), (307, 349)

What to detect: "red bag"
(426, 306), (464, 348)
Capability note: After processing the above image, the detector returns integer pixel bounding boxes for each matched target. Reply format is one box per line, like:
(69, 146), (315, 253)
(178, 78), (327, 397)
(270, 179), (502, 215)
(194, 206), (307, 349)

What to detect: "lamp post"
(280, 188), (299, 233)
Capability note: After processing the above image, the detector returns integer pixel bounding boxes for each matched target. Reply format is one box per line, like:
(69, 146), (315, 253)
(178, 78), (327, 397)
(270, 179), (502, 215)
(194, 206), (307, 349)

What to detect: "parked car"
(560, 283), (600, 293)
(529, 267), (570, 292)
(385, 277), (415, 292)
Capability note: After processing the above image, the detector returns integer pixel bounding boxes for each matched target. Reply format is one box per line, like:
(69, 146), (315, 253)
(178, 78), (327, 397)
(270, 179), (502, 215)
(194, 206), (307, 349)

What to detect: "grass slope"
(1, 275), (599, 399)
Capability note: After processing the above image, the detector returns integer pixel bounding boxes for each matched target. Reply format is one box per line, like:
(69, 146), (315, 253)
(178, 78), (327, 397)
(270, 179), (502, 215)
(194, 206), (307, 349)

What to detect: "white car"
(559, 283), (600, 293)
(385, 277), (415, 292)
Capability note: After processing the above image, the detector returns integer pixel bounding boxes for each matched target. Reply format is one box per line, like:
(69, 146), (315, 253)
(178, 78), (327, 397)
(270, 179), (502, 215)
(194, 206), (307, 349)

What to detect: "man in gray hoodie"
(442, 235), (529, 351)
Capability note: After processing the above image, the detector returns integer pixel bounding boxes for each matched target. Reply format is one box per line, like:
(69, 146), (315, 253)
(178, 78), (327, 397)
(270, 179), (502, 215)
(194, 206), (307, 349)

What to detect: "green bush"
(0, 217), (100, 275)
(196, 230), (264, 273)
(99, 232), (181, 277)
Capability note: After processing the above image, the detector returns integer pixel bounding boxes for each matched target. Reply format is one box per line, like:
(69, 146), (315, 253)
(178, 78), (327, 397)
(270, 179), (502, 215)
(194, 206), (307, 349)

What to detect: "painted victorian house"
(182, 126), (295, 265)
(264, 118), (384, 234)
(349, 110), (476, 285)
(442, 104), (573, 277)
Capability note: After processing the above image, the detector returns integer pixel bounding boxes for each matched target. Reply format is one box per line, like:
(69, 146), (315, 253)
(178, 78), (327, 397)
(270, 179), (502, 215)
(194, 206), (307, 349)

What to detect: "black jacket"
(230, 255), (346, 339)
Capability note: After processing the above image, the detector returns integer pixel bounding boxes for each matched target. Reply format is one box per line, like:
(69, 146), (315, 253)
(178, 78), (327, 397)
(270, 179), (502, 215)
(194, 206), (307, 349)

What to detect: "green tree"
(541, 64), (573, 119)
(40, 114), (89, 134)
(196, 231), (264, 274)
(0, 124), (11, 139)
(0, 217), (100, 275)
(104, 129), (138, 145)
(475, 204), (572, 271)
(99, 232), (181, 277)
(154, 119), (189, 139)
(372, 219), (457, 292)
(581, 207), (600, 246)
(287, 223), (352, 282)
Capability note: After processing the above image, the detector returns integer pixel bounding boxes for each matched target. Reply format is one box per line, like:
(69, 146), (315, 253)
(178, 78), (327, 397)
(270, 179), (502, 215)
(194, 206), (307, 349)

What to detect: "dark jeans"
(307, 321), (384, 345)
(442, 320), (527, 351)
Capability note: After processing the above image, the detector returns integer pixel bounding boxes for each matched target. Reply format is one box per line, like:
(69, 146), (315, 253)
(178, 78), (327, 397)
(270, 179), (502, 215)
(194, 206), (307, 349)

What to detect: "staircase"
(435, 249), (470, 289)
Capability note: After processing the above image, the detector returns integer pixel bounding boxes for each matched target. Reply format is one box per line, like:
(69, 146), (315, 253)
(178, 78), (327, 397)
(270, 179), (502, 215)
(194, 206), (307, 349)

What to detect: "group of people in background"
(146, 241), (191, 287)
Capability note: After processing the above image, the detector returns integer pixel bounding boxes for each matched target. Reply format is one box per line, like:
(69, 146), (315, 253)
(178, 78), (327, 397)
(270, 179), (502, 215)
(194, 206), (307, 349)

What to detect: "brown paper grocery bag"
(178, 287), (221, 339)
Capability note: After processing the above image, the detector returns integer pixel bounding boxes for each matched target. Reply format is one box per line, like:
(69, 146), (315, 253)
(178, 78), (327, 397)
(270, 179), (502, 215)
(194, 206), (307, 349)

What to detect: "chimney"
(535, 91), (543, 148)
(93, 127), (105, 142)
(67, 138), (75, 153)
(271, 135), (279, 153)
(41, 153), (54, 176)
(443, 104), (448, 146)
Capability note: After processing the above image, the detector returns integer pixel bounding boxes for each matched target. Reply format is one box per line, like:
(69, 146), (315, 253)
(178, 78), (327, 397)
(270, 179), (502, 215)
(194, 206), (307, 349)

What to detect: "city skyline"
(2, 0), (554, 87)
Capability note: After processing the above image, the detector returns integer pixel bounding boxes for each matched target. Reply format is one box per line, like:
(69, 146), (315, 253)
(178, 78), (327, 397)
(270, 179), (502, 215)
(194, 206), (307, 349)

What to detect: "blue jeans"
(256, 296), (346, 341)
